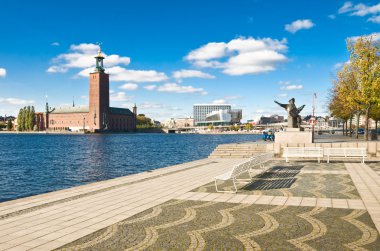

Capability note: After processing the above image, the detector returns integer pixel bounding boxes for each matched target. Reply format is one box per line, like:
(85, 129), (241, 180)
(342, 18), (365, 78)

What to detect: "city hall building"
(36, 49), (137, 132)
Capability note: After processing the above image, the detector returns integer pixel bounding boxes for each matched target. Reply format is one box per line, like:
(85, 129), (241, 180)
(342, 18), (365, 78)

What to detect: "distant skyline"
(0, 0), (379, 121)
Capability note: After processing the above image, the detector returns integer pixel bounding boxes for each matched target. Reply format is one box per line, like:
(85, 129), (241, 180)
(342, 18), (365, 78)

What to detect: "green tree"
(136, 114), (154, 129)
(30, 106), (36, 130)
(6, 120), (13, 131)
(26, 106), (32, 130)
(17, 108), (23, 131)
(244, 123), (253, 131)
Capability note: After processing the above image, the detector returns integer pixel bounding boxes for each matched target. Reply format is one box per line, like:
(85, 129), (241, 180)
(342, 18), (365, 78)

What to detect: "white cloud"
(349, 32), (380, 42)
(281, 84), (303, 90)
(0, 98), (35, 105)
(368, 15), (380, 23)
(185, 36), (288, 76)
(46, 66), (68, 73)
(285, 19), (315, 33)
(172, 70), (215, 80)
(110, 92), (132, 102)
(76, 66), (168, 83)
(51, 42), (60, 46)
(224, 95), (239, 100)
(80, 95), (88, 100)
(278, 93), (288, 97)
(338, 2), (354, 14)
(338, 2), (380, 23)
(47, 43), (131, 74)
(107, 66), (168, 83)
(351, 3), (380, 16)
(157, 83), (206, 94)
(185, 42), (227, 61)
(139, 102), (182, 111)
(144, 85), (157, 90)
(119, 83), (138, 90)
(212, 99), (227, 104)
(333, 62), (344, 70)
(0, 68), (6, 77)
(328, 14), (336, 19)
(278, 80), (291, 85)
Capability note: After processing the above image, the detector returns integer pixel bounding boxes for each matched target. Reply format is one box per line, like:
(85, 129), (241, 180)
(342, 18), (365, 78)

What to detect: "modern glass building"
(193, 104), (242, 126)
(193, 104), (232, 125)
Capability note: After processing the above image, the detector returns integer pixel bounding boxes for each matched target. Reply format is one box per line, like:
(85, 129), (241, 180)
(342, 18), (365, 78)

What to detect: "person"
(262, 130), (268, 141)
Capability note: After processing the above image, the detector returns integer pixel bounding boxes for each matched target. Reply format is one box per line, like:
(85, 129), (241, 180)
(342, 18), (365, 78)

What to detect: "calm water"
(0, 133), (260, 202)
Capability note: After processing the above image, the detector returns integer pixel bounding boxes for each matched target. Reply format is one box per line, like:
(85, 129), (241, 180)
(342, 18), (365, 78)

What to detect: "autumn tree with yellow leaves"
(329, 35), (380, 140)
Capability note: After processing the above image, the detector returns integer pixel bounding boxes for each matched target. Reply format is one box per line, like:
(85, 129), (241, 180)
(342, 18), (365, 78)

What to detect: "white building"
(163, 117), (194, 128)
(193, 104), (232, 125)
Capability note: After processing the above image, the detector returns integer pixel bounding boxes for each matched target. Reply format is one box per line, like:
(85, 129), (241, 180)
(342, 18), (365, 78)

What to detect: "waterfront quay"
(0, 143), (379, 250)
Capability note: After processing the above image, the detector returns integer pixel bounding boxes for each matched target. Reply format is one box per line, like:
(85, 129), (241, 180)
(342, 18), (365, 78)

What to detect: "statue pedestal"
(285, 128), (303, 132)
(275, 130), (313, 144)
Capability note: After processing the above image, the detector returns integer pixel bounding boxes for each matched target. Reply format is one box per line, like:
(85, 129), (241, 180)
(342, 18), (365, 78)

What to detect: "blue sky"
(0, 0), (379, 122)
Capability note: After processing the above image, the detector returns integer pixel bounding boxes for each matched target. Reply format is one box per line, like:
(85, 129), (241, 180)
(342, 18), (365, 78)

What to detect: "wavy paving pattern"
(235, 205), (287, 251)
(342, 210), (379, 250)
(288, 207), (327, 251)
(58, 200), (380, 251)
(195, 174), (360, 199)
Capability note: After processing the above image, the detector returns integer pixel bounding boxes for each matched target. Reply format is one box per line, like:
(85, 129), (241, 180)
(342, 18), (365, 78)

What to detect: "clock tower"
(89, 48), (109, 132)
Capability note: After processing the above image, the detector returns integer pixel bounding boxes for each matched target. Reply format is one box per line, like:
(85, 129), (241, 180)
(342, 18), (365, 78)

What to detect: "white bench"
(283, 147), (323, 163)
(214, 152), (274, 193)
(324, 148), (367, 163)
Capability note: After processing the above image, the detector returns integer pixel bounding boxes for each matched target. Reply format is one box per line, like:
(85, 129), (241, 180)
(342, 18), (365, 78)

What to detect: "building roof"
(109, 107), (134, 116)
(193, 104), (232, 106)
(51, 105), (89, 114)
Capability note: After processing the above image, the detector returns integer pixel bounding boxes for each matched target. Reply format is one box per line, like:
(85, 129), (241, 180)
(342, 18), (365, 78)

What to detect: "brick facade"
(38, 50), (136, 132)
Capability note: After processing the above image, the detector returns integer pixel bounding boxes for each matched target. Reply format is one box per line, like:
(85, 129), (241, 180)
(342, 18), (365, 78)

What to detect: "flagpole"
(312, 93), (316, 143)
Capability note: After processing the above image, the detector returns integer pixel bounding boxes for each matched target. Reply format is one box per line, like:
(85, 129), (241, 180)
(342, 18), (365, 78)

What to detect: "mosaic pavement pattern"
(366, 163), (380, 173)
(57, 199), (380, 251)
(194, 162), (360, 199)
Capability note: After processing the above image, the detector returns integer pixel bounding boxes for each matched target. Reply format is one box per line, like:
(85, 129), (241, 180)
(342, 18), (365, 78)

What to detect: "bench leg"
(327, 156), (330, 163)
(286, 157), (289, 163)
(214, 179), (221, 193)
(232, 178), (238, 193)
(318, 157), (320, 164)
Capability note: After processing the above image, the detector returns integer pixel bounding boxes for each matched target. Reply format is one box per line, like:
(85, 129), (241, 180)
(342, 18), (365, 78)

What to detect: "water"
(0, 133), (261, 202)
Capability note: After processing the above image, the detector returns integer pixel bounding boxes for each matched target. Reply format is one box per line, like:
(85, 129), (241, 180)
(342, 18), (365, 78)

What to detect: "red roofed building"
(39, 48), (136, 132)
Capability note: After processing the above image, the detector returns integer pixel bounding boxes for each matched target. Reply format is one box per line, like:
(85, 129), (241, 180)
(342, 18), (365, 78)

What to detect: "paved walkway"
(0, 159), (379, 250)
(345, 163), (380, 233)
(0, 158), (244, 251)
(175, 192), (366, 209)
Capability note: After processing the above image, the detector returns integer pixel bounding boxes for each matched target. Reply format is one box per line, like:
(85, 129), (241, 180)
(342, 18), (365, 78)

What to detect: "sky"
(0, 0), (379, 122)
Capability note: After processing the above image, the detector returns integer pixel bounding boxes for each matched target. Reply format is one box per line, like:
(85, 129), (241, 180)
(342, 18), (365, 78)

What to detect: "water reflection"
(0, 133), (260, 202)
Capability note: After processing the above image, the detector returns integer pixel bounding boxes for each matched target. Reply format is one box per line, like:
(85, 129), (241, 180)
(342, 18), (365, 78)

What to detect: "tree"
(244, 123), (253, 131)
(6, 120), (13, 131)
(30, 106), (36, 130)
(347, 35), (380, 140)
(370, 103), (380, 138)
(17, 108), (23, 131)
(329, 64), (358, 136)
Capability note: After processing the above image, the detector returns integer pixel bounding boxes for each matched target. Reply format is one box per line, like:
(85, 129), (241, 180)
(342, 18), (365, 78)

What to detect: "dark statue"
(274, 98), (305, 128)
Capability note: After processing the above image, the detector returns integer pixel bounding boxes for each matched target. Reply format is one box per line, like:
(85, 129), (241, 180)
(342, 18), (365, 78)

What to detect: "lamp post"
(312, 93), (316, 142)
(82, 115), (86, 133)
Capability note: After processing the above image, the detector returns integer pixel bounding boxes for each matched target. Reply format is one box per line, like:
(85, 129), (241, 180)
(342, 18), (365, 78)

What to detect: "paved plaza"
(0, 158), (379, 250)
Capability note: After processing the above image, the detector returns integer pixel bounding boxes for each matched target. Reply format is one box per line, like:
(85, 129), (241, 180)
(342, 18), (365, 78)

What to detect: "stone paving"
(0, 158), (379, 250)
(194, 162), (361, 199)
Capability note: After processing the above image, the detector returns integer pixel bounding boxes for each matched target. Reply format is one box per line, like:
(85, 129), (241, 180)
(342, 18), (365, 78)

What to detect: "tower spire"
(94, 45), (105, 73)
